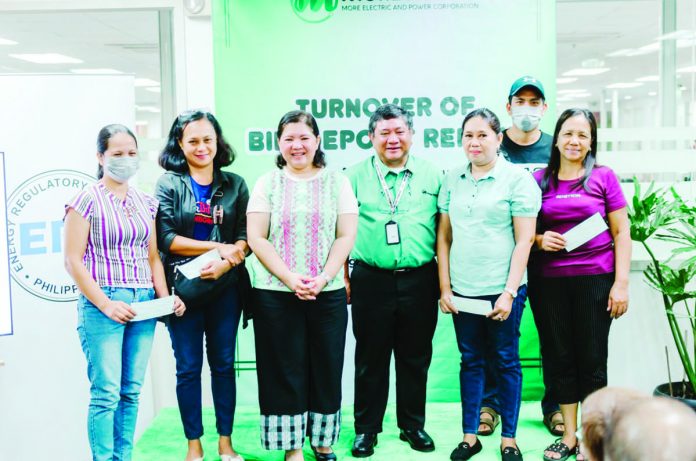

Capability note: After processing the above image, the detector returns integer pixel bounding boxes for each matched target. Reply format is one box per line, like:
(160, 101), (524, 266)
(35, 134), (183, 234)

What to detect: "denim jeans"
(480, 286), (561, 416)
(167, 283), (242, 439)
(452, 287), (526, 438)
(77, 286), (157, 461)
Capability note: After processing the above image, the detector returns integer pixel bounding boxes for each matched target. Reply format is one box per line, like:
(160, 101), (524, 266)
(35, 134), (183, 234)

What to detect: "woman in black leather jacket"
(155, 110), (248, 461)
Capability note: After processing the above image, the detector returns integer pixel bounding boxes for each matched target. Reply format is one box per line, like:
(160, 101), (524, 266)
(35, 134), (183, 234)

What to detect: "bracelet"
(319, 271), (332, 284)
(503, 286), (517, 298)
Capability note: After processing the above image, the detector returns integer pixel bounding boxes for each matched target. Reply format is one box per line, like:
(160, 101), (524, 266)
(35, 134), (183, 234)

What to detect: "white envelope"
(444, 295), (492, 316)
(562, 212), (609, 252)
(131, 295), (175, 321)
(176, 248), (222, 279)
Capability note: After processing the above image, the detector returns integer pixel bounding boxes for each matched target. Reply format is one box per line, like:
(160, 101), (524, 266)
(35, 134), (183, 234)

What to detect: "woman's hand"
(539, 231), (566, 252)
(302, 274), (329, 299)
(607, 280), (629, 319)
(487, 292), (513, 322)
(101, 300), (136, 324)
(172, 295), (186, 317)
(200, 259), (231, 280)
(439, 289), (458, 314)
(219, 243), (245, 267)
(283, 272), (316, 300)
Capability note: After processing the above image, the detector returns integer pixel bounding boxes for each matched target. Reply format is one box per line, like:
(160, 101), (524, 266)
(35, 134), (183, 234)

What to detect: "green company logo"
(291, 0), (338, 23)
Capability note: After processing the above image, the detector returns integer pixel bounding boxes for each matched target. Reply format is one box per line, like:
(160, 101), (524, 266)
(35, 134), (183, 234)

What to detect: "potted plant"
(627, 179), (696, 409)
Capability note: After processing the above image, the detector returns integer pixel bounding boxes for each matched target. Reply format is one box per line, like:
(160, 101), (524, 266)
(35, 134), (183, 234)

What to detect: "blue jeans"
(481, 285), (561, 416)
(452, 287), (526, 438)
(77, 287), (157, 461)
(167, 283), (242, 439)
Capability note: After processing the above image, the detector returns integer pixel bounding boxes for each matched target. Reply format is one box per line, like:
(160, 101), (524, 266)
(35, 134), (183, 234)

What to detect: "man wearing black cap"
(477, 75), (565, 439)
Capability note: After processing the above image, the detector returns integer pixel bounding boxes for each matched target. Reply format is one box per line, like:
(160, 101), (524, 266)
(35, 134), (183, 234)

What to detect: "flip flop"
(477, 406), (500, 436)
(543, 410), (565, 436)
(542, 439), (577, 461)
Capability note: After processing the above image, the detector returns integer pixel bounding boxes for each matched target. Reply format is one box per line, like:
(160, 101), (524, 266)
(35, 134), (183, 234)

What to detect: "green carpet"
(134, 402), (561, 461)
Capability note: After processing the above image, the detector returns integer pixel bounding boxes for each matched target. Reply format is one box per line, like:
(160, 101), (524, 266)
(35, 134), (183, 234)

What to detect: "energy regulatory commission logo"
(7, 169), (94, 302)
(291, 0), (338, 23)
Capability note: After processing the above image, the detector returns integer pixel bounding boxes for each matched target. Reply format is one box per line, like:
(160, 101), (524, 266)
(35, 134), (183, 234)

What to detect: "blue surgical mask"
(511, 106), (543, 132)
(104, 156), (139, 183)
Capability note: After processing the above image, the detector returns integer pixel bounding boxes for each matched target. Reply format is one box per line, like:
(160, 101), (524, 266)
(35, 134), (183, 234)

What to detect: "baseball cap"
(509, 76), (545, 100)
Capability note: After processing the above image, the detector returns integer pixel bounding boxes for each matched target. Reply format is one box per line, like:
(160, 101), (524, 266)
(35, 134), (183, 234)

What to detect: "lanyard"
(373, 157), (412, 215)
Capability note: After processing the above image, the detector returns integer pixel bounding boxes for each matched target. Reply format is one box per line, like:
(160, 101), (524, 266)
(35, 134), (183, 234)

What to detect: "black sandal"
(542, 439), (576, 461)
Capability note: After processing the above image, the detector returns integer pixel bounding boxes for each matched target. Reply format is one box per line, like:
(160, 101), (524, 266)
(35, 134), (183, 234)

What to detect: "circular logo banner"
(291, 0), (338, 23)
(7, 170), (95, 302)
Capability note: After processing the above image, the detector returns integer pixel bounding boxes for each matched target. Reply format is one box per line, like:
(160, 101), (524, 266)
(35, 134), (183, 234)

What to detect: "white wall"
(0, 74), (135, 461)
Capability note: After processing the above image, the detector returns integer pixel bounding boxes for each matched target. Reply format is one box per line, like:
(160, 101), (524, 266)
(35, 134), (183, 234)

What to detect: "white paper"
(444, 295), (492, 316)
(176, 248), (221, 279)
(562, 212), (609, 252)
(131, 295), (175, 321)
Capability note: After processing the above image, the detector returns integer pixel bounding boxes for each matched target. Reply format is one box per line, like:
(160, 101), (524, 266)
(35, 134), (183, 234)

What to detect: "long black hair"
(96, 124), (137, 179)
(159, 110), (235, 173)
(541, 108), (598, 193)
(275, 110), (326, 169)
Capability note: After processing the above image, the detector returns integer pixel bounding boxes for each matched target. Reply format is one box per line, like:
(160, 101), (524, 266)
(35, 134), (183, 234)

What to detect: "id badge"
(385, 220), (400, 245)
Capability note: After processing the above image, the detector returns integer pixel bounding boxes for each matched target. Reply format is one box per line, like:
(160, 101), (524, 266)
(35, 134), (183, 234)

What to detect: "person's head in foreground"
(580, 386), (648, 461)
(605, 396), (696, 461)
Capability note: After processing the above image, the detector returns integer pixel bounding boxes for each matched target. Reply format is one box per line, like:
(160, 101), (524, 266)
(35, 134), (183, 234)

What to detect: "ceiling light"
(648, 92), (657, 96)
(0, 37), (18, 45)
(556, 77), (578, 84)
(626, 43), (659, 56)
(677, 65), (696, 73)
(657, 30), (696, 41)
(624, 95), (633, 100)
(606, 48), (633, 57)
(134, 78), (160, 87)
(604, 99), (611, 103)
(606, 82), (644, 89)
(70, 68), (123, 74)
(145, 87), (161, 93)
(135, 105), (160, 113)
(635, 75), (659, 82)
(563, 68), (610, 77)
(9, 53), (82, 64)
(558, 89), (589, 94)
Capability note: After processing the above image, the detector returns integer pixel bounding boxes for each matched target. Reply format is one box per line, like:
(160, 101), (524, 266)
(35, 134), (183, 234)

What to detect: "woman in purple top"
(528, 109), (631, 461)
(64, 124), (185, 461)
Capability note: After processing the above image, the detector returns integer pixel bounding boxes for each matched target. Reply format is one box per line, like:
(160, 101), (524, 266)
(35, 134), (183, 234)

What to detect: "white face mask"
(511, 105), (544, 132)
(104, 156), (139, 183)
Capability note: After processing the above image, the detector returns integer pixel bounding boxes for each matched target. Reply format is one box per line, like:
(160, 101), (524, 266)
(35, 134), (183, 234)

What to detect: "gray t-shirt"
(500, 129), (552, 173)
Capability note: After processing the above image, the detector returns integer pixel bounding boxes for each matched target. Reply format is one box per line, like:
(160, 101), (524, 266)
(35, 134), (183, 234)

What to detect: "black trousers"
(351, 260), (439, 433)
(253, 288), (348, 416)
(527, 273), (614, 404)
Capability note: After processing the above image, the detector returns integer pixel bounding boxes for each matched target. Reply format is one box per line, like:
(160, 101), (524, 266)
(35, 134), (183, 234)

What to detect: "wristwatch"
(503, 286), (517, 298)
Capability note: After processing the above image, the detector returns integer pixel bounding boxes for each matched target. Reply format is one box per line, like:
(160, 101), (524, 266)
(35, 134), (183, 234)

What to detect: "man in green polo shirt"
(345, 104), (442, 458)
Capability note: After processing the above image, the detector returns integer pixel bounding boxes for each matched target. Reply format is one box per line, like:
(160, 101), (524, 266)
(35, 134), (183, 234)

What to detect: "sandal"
(543, 410), (565, 437)
(542, 439), (576, 461)
(477, 406), (500, 436)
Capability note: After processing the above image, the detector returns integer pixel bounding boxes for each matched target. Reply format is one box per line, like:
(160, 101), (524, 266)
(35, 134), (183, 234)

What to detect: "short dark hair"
(461, 108), (502, 134)
(96, 124), (137, 179)
(368, 104), (414, 135)
(541, 108), (598, 193)
(159, 110), (235, 173)
(275, 110), (326, 169)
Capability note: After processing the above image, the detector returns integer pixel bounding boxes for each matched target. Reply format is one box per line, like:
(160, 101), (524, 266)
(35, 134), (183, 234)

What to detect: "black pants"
(351, 260), (439, 433)
(528, 273), (614, 404)
(253, 288), (347, 417)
